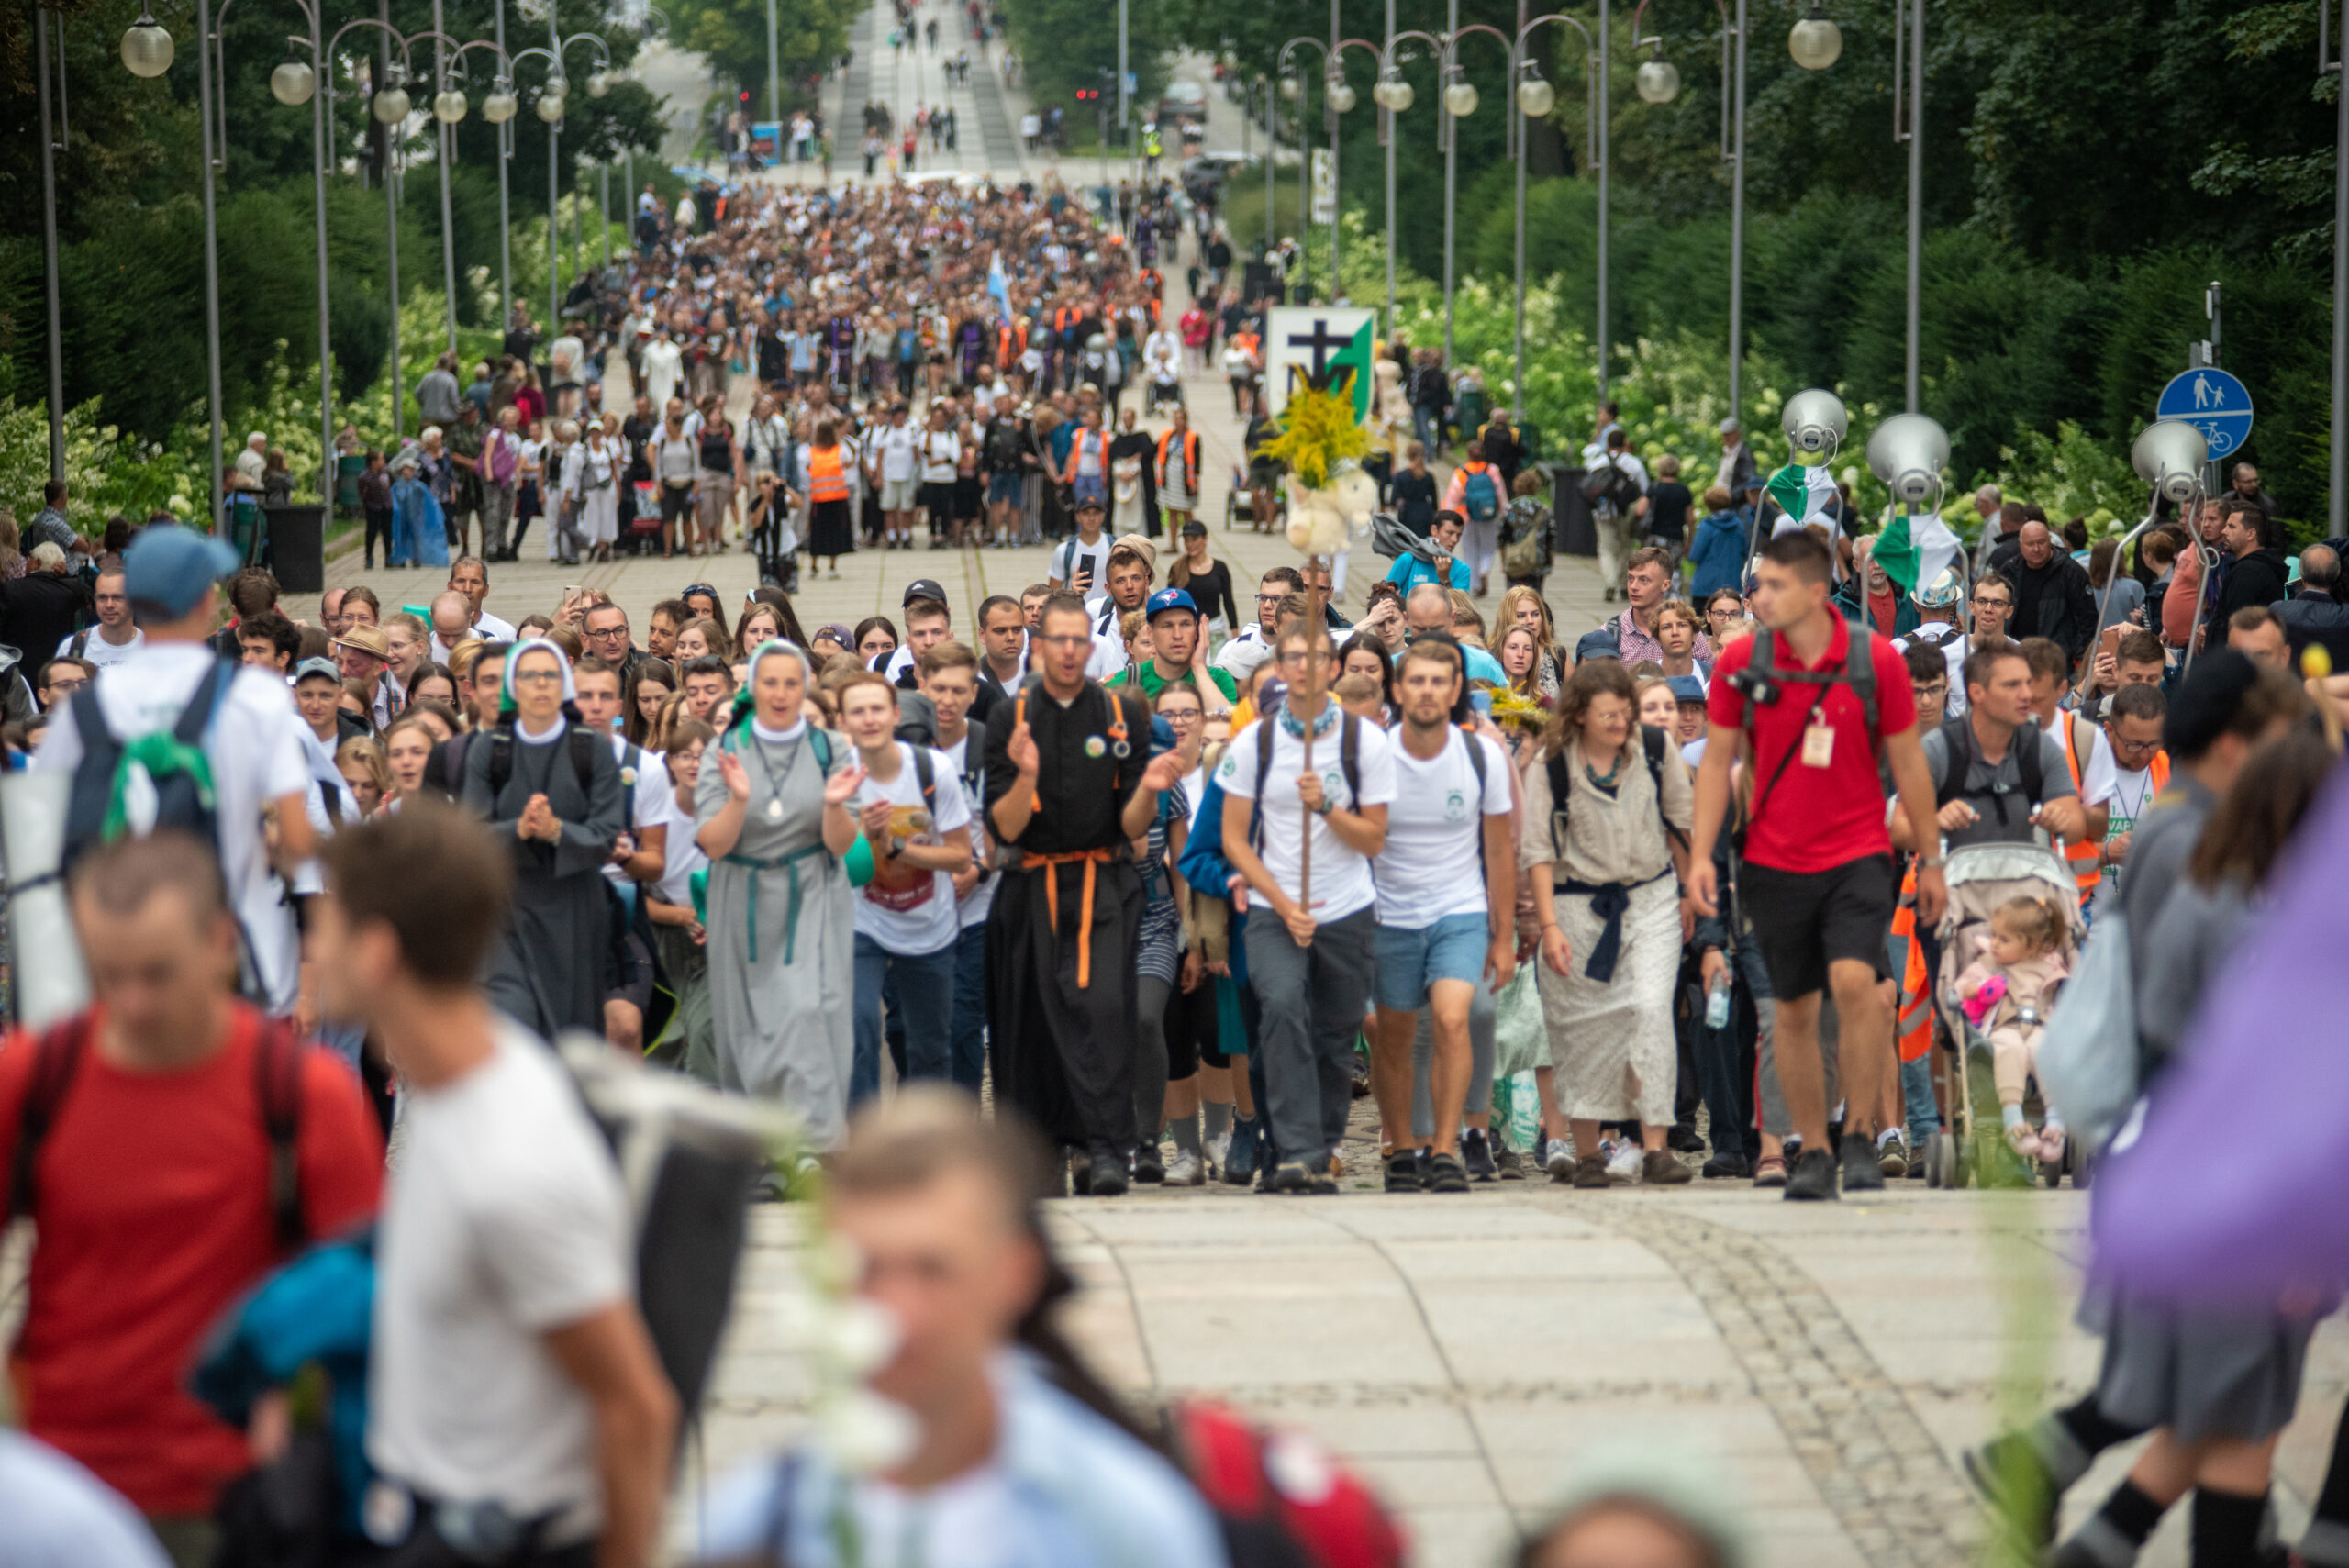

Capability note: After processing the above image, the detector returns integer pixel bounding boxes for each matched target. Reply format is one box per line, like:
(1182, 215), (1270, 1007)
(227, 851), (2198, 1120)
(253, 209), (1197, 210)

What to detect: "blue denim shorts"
(1373, 911), (1489, 1012)
(986, 472), (1026, 507)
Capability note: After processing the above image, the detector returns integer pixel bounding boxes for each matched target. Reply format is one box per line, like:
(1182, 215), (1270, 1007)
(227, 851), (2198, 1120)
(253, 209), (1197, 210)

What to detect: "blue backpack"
(1461, 463), (1501, 525)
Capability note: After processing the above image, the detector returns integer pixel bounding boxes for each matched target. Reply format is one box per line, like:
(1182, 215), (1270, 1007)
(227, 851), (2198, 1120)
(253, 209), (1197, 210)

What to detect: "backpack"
(9, 1012), (307, 1251)
(1249, 712), (1364, 851)
(1735, 626), (1882, 824)
(1930, 712), (2047, 840)
(485, 708), (604, 798)
(61, 657), (236, 869)
(1173, 1401), (1407, 1568)
(1579, 453), (1641, 513)
(2037, 906), (2140, 1152)
(1460, 463), (1501, 525)
(1542, 723), (1682, 868)
(557, 1037), (786, 1418)
(1500, 502), (1550, 580)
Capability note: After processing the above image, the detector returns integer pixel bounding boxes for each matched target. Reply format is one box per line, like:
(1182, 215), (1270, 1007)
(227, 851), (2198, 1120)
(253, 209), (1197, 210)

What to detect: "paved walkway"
(301, 9), (2349, 1563)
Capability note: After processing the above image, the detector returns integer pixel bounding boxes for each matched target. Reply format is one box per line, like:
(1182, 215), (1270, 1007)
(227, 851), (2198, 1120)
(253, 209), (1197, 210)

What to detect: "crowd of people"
(9, 33), (2349, 1562)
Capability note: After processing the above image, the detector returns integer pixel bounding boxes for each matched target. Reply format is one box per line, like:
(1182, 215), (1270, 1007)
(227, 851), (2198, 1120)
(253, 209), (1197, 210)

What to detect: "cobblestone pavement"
(677, 1186), (2349, 1568)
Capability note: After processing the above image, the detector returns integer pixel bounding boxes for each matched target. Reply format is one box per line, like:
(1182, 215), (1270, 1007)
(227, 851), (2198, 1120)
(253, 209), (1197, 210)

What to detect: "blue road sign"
(2155, 368), (2254, 461)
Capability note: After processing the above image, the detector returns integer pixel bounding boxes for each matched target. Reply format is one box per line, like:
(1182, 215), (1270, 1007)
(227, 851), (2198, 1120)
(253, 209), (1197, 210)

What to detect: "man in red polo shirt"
(0, 831), (383, 1565)
(1687, 531), (1944, 1201)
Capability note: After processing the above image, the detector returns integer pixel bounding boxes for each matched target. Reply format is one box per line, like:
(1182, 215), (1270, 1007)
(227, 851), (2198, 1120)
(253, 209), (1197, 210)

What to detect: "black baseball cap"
(1180, 519), (1208, 537)
(903, 578), (947, 606)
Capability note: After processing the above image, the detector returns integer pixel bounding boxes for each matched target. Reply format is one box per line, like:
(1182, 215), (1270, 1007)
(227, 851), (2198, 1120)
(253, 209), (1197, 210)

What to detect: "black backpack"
(1543, 723), (1684, 869)
(1580, 453), (1642, 513)
(1931, 712), (2047, 837)
(1250, 710), (1364, 851)
(61, 657), (237, 869)
(484, 707), (604, 798)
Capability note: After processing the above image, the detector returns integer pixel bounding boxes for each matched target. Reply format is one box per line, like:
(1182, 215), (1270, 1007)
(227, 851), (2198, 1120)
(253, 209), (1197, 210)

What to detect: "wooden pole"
(1298, 551), (1324, 910)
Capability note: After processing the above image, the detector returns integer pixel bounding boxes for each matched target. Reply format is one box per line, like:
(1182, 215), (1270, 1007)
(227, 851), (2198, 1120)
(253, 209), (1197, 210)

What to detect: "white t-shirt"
(941, 730), (996, 929)
(1893, 622), (1970, 717)
(874, 424), (920, 483)
(369, 1022), (631, 1524)
(33, 643), (311, 1012)
(1373, 728), (1513, 927)
(1051, 534), (1116, 609)
(657, 782), (707, 908)
(56, 624), (143, 671)
(602, 735), (674, 887)
(1218, 712), (1397, 922)
(852, 741), (972, 956)
(0, 1429), (173, 1568)
(919, 428), (961, 484)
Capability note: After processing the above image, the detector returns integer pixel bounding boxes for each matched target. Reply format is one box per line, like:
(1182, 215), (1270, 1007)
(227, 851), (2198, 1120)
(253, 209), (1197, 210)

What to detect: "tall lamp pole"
(1437, 21), (1511, 366)
(1376, 31), (1445, 338)
(1507, 15), (1599, 408)
(1631, 0), (1837, 436)
(2324, 0), (2348, 532)
(36, 6), (66, 481)
(1893, 0), (1920, 409)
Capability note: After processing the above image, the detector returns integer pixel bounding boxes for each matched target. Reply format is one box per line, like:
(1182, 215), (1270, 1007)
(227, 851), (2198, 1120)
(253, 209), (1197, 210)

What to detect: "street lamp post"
(1376, 31), (1442, 341)
(2331, 0), (2349, 532)
(1437, 21), (1511, 365)
(1508, 15), (1600, 410)
(1892, 0), (1920, 408)
(1279, 28), (1377, 306)
(36, 6), (66, 482)
(1631, 0), (1837, 435)
(511, 29), (614, 342)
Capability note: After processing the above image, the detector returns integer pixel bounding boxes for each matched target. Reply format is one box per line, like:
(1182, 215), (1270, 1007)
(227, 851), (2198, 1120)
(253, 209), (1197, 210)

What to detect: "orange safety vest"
(808, 443), (849, 504)
(1891, 862), (1934, 1064)
(1063, 428), (1106, 483)
(2057, 712), (2105, 904)
(1155, 428), (1200, 492)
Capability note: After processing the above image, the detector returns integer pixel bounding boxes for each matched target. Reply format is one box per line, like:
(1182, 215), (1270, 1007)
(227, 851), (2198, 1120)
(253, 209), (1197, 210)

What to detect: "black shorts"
(1738, 852), (1895, 1001)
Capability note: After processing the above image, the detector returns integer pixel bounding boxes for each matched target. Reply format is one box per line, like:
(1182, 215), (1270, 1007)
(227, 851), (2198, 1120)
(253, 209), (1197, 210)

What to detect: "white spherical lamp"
(1443, 77), (1477, 117)
(1635, 58), (1679, 105)
(434, 87), (469, 122)
(372, 83), (412, 123)
(1515, 72), (1554, 119)
(270, 57), (317, 106)
(1788, 6), (1842, 70)
(120, 9), (175, 77)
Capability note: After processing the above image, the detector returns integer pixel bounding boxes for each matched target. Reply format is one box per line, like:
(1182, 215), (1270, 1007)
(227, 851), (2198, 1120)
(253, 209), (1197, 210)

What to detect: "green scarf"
(103, 733), (217, 842)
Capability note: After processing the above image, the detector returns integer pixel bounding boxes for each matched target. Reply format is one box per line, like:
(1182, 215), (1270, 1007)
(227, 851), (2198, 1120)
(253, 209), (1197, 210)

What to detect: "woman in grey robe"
(696, 639), (864, 1149)
(462, 638), (627, 1038)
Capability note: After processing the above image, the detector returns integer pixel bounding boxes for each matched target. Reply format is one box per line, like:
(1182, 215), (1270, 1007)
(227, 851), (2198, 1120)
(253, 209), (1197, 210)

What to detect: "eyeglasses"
(1972, 595), (2010, 608)
(511, 670), (565, 686)
(587, 625), (629, 639)
(1034, 633), (1092, 648)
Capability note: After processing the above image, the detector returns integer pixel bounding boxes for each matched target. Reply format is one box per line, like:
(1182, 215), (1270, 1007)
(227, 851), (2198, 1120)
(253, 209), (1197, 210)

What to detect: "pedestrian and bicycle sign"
(1265, 306), (1375, 423)
(2156, 367), (2254, 461)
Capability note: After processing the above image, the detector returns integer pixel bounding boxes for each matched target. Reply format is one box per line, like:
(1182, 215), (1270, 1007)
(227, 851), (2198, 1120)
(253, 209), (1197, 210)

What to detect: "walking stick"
(1298, 552), (1322, 913)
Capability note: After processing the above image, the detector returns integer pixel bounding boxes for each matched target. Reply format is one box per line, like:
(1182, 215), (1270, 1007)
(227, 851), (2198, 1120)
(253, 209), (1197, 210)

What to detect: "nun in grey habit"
(462, 638), (628, 1038)
(696, 639), (864, 1149)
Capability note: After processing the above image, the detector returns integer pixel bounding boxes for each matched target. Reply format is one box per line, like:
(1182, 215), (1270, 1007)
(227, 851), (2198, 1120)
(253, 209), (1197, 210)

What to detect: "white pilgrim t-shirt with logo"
(1373, 727), (1514, 928)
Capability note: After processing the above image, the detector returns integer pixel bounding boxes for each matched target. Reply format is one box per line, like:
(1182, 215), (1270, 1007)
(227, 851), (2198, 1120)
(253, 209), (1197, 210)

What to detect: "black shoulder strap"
(320, 782), (344, 827)
(254, 1021), (306, 1251)
(910, 742), (936, 806)
(7, 1018), (89, 1223)
(174, 658), (237, 747)
(1340, 714), (1362, 807)
(1933, 713), (1973, 810)
(1641, 723), (1689, 851)
(2016, 719), (2045, 808)
(1843, 626), (1881, 745)
(70, 629), (87, 659)
(71, 682), (115, 760)
(1250, 722), (1276, 850)
(569, 723), (600, 792)
(1461, 726), (1487, 794)
(486, 722), (518, 795)
(1545, 748), (1572, 863)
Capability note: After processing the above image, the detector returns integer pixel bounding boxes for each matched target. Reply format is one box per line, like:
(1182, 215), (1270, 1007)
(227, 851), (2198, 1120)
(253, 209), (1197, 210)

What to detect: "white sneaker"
(1163, 1150), (1205, 1187)
(1602, 1139), (1643, 1185)
(1542, 1137), (1575, 1178)
(1206, 1129), (1232, 1176)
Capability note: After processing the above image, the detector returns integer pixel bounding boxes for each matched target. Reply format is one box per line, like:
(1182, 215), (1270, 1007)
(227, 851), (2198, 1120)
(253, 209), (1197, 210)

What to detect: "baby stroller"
(1919, 840), (2090, 1190)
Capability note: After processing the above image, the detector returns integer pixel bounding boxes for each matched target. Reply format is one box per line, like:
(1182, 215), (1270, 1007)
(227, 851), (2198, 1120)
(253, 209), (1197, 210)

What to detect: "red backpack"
(1171, 1401), (1407, 1568)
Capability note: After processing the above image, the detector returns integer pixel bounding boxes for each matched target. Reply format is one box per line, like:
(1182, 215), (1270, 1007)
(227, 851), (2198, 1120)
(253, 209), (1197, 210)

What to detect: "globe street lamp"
(1375, 29), (1443, 339)
(119, 0), (226, 519)
(514, 27), (614, 335)
(1508, 15), (1602, 413)
(1632, 0), (1842, 435)
(1435, 21), (1511, 366)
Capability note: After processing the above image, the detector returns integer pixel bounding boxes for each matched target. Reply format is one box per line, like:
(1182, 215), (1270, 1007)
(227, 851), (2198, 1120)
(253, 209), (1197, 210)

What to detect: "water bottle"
(1704, 973), (1731, 1030)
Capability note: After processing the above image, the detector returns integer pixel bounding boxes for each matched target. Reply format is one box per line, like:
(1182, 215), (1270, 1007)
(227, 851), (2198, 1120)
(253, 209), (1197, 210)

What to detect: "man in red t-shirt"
(1687, 531), (1945, 1202)
(0, 832), (383, 1563)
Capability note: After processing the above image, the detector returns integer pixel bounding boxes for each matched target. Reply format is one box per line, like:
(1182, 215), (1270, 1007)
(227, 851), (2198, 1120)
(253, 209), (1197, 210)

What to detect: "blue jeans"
(949, 921), (988, 1092)
(852, 934), (958, 1107)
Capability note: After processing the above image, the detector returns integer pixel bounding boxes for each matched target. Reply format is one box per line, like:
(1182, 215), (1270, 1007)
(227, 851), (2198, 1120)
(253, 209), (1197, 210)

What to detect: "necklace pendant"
(765, 797), (785, 822)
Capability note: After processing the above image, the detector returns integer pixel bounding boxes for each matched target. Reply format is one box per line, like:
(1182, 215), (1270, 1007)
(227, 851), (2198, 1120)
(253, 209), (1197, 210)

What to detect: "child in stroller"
(1952, 894), (2071, 1164)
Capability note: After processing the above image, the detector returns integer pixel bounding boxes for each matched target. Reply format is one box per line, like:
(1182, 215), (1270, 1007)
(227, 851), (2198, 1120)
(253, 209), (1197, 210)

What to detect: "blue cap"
(293, 656), (342, 684)
(1666, 675), (1708, 705)
(1145, 586), (1198, 620)
(1574, 627), (1622, 664)
(124, 524), (239, 619)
